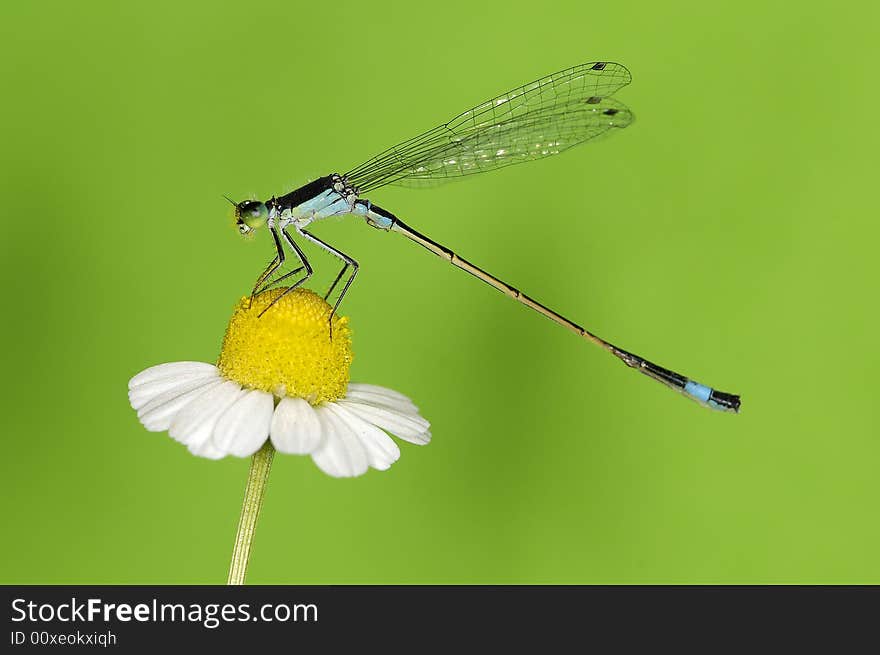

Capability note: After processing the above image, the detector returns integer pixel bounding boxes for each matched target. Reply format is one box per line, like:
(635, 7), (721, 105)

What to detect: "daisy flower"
(127, 288), (430, 478)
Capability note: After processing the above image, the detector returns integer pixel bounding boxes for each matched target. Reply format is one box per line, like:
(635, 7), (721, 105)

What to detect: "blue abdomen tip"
(684, 380), (712, 403)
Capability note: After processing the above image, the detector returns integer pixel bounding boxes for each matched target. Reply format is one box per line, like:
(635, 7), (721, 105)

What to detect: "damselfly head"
(232, 200), (268, 236)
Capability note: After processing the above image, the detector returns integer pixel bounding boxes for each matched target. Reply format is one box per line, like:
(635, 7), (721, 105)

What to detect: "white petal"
(129, 370), (219, 411)
(169, 381), (244, 456)
(188, 439), (227, 460)
(337, 400), (431, 445)
(129, 362), (218, 389)
(212, 389), (274, 457)
(347, 383), (414, 403)
(137, 379), (225, 432)
(325, 403), (400, 471)
(344, 387), (421, 416)
(348, 383), (419, 406)
(270, 397), (322, 455)
(310, 405), (369, 478)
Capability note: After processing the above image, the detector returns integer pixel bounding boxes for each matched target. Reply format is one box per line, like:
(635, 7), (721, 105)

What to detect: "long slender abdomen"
(367, 205), (741, 413)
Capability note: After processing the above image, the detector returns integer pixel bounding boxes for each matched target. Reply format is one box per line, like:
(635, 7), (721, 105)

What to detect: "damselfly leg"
(324, 263), (349, 302)
(250, 228), (304, 300)
(298, 228), (359, 328)
(252, 254), (280, 296)
(257, 227), (313, 317)
(249, 228), (285, 306)
(252, 258), (306, 298)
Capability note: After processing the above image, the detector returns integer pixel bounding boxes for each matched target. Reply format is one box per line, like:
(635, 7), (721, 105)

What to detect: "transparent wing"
(395, 96), (632, 189)
(344, 61), (633, 193)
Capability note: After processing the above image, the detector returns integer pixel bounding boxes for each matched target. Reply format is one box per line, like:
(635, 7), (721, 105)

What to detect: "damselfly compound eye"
(235, 200), (268, 230)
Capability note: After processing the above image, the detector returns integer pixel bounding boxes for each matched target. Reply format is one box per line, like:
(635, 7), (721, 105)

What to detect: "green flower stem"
(227, 441), (275, 585)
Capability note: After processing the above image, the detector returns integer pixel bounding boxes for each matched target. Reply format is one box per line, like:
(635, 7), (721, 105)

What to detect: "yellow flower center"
(217, 288), (353, 405)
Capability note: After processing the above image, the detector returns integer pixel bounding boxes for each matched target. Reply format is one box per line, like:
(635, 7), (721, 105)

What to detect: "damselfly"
(229, 61), (741, 413)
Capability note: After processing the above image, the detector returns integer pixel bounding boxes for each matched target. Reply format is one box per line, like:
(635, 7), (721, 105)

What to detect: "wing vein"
(344, 61), (633, 192)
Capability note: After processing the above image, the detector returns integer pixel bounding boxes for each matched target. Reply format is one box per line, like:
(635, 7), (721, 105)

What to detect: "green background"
(1, 0), (877, 584)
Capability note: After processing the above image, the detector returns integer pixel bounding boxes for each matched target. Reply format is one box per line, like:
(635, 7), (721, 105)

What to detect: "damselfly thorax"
(228, 61), (742, 413)
(265, 174), (353, 227)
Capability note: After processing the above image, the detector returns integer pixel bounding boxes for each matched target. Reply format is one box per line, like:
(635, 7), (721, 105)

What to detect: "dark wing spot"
(591, 62), (607, 70)
(585, 96), (602, 104)
(603, 108), (620, 116)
